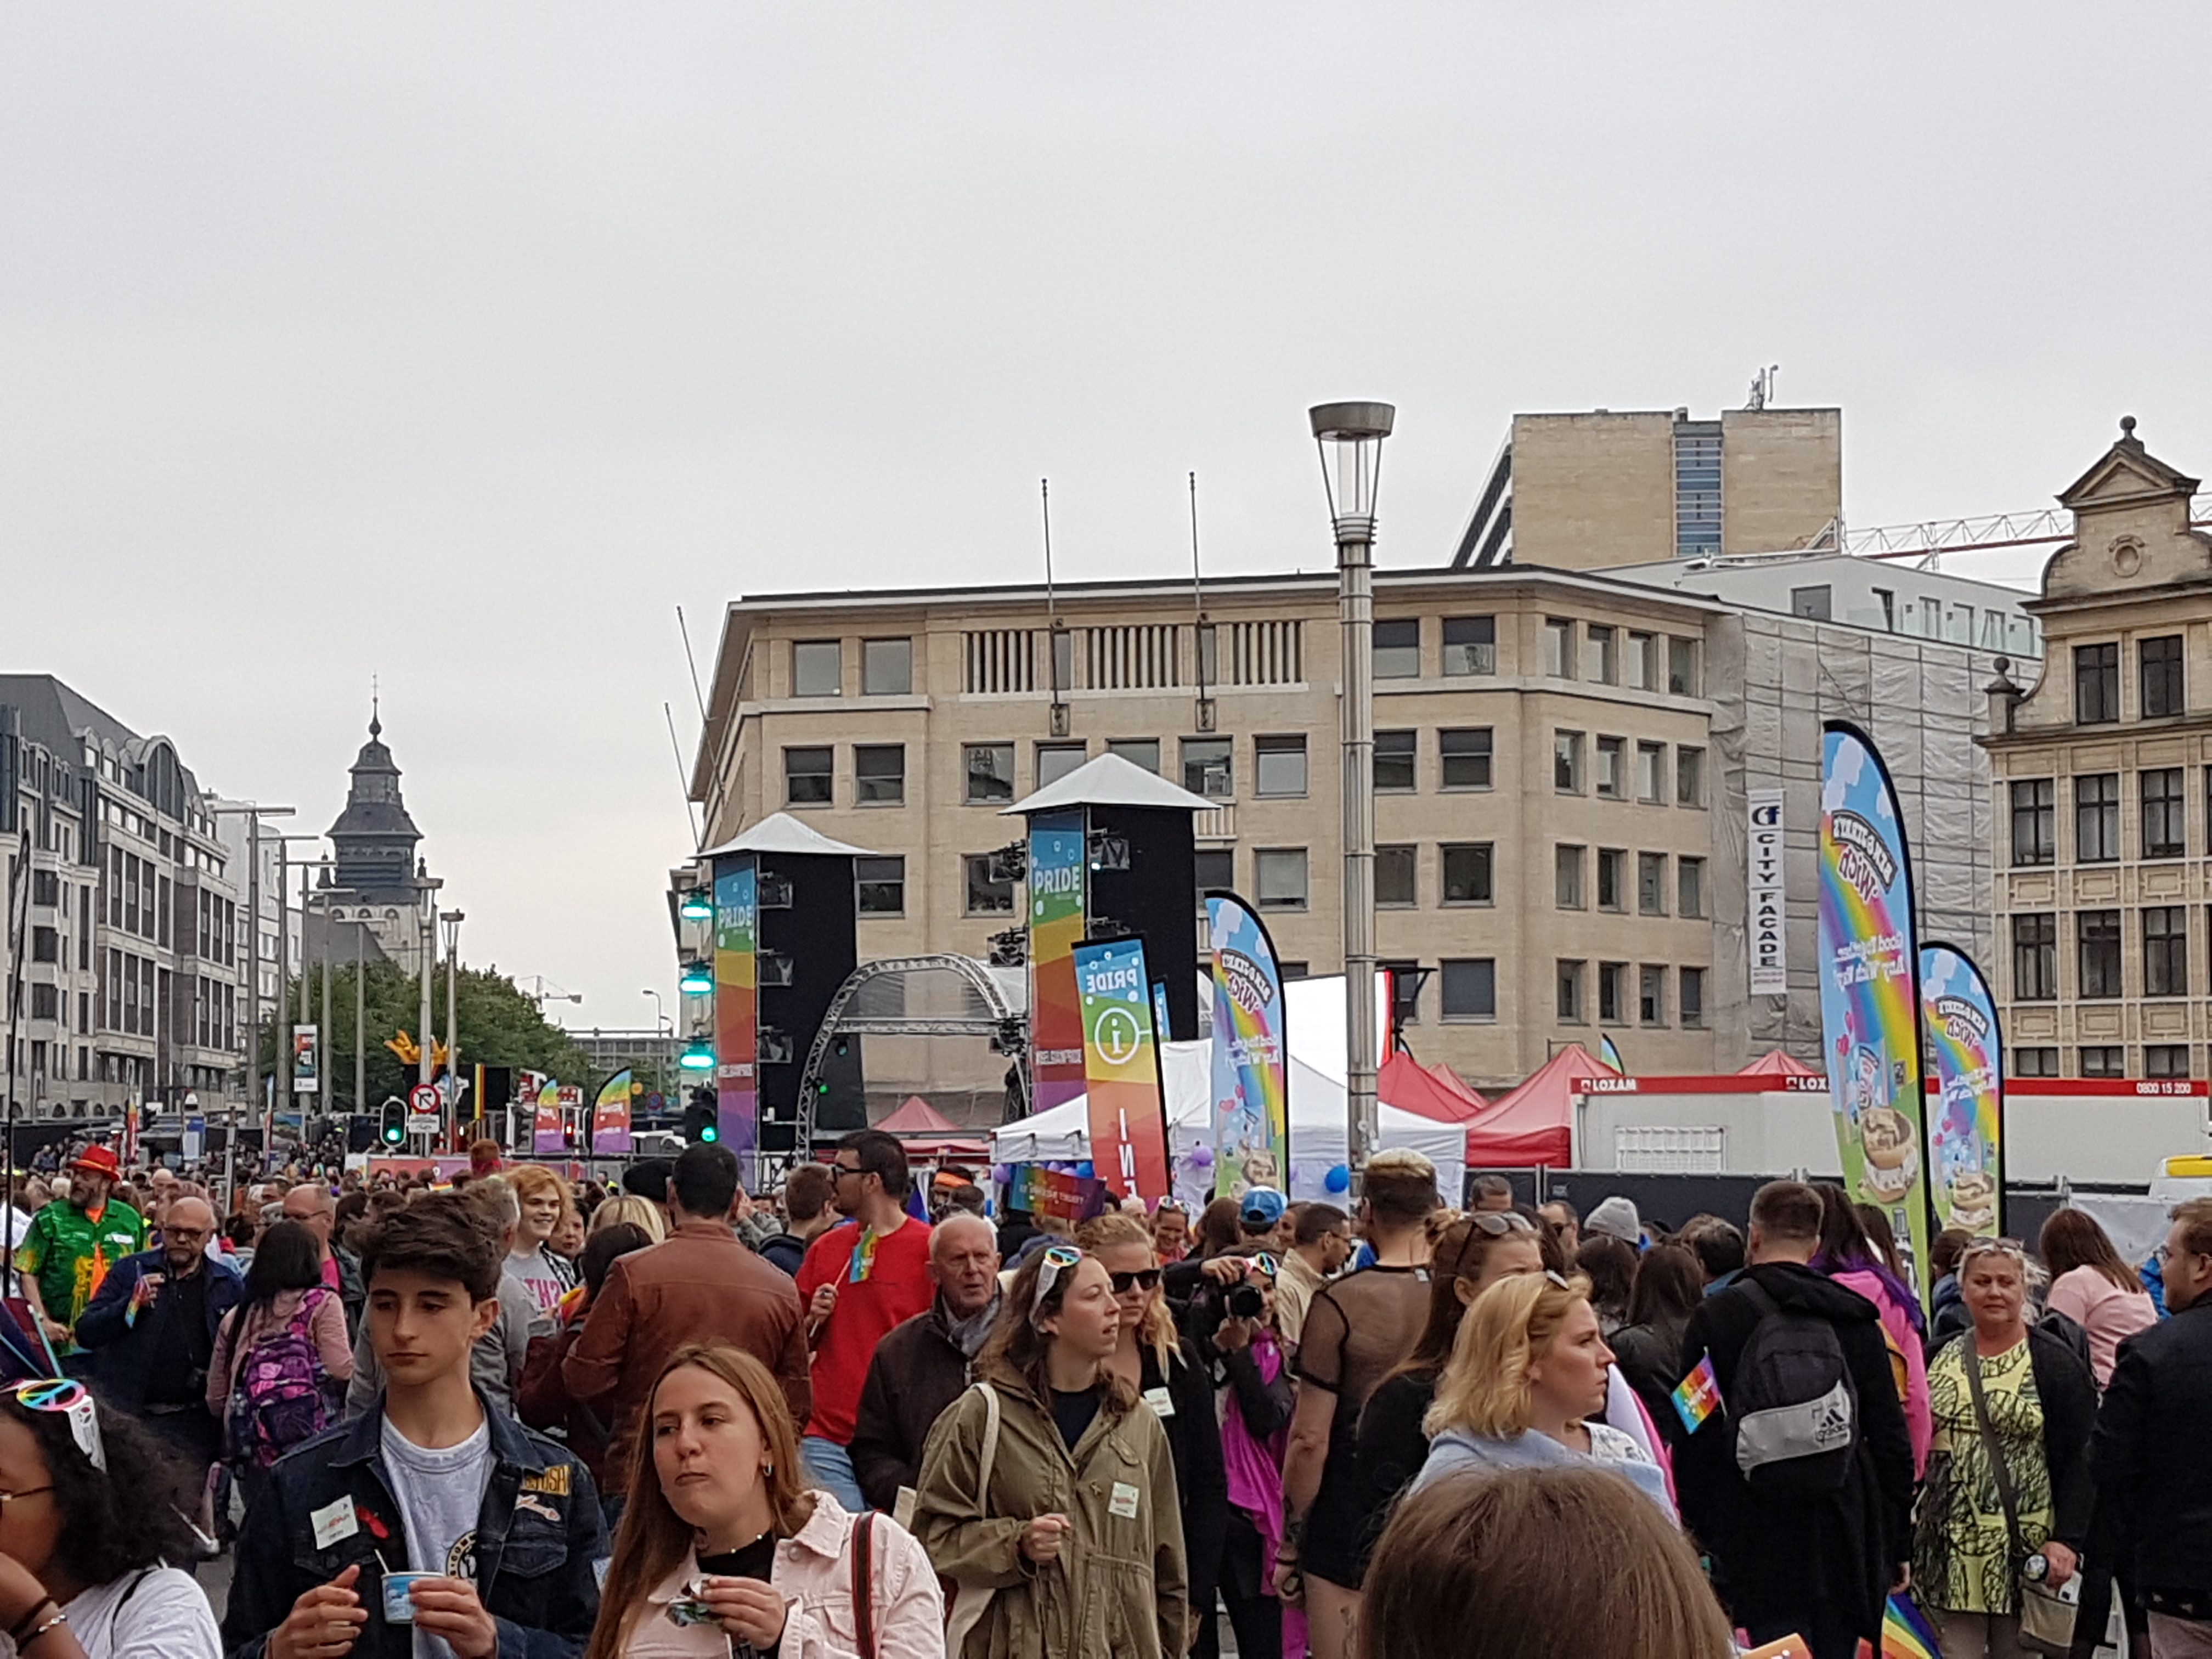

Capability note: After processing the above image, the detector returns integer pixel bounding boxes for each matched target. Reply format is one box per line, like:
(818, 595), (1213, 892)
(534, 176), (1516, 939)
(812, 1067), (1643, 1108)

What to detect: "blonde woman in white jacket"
(584, 1343), (944, 1659)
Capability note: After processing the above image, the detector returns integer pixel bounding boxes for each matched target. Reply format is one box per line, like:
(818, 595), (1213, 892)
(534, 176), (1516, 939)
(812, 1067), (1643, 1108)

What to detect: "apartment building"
(1985, 421), (2212, 1081)
(0, 676), (247, 1121)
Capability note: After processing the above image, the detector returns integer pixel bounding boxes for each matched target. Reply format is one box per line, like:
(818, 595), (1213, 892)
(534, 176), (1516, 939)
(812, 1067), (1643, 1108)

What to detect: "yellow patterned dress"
(1915, 1336), (2052, 1616)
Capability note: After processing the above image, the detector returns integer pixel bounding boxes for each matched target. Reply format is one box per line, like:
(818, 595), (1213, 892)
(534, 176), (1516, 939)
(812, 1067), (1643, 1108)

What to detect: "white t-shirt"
(503, 1249), (567, 1332)
(379, 1415), (494, 1659)
(0, 1568), (222, 1659)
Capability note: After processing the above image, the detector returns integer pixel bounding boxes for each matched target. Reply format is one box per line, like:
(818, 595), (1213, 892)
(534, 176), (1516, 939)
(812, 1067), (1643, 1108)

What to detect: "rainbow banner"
(1028, 811), (1088, 1114)
(1819, 721), (1933, 1294)
(714, 858), (759, 1170)
(591, 1069), (634, 1157)
(1207, 893), (1289, 1200)
(1921, 944), (2005, 1238)
(1671, 1351), (1722, 1435)
(1072, 935), (1173, 1201)
(1008, 1165), (1111, 1226)
(532, 1077), (564, 1155)
(1882, 1591), (1941, 1659)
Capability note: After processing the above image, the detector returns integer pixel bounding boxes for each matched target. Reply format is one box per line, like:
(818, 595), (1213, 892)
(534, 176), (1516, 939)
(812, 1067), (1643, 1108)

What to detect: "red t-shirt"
(795, 1216), (934, 1444)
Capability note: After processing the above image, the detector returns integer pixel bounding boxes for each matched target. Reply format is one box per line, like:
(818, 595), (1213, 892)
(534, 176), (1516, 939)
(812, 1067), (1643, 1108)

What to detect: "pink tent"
(874, 1096), (990, 1159)
(1379, 1049), (1489, 1124)
(1464, 1043), (1617, 1167)
(1736, 1049), (1821, 1079)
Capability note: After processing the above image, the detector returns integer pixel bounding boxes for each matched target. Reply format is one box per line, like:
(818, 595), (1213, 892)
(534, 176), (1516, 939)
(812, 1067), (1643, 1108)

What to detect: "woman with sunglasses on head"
(1914, 1238), (2096, 1659)
(912, 1244), (1187, 1659)
(0, 1381), (220, 1659)
(1075, 1212), (1226, 1657)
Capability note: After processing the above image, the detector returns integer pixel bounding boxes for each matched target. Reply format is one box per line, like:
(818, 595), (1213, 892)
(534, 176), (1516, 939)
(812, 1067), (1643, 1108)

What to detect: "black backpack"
(1727, 1280), (1861, 1494)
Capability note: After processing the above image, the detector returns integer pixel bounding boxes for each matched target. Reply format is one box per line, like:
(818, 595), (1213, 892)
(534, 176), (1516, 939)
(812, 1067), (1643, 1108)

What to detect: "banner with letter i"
(1071, 935), (1172, 1201)
(1206, 893), (1289, 1199)
(1817, 720), (1933, 1293)
(1919, 944), (2005, 1239)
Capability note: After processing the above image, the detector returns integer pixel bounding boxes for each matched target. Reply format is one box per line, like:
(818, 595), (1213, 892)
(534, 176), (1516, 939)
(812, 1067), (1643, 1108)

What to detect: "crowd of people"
(1, 1131), (2208, 1659)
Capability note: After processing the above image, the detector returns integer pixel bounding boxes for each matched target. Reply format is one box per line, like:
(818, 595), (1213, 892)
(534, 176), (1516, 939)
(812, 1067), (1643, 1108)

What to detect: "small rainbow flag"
(1881, 1591), (1939, 1659)
(1671, 1351), (1723, 1435)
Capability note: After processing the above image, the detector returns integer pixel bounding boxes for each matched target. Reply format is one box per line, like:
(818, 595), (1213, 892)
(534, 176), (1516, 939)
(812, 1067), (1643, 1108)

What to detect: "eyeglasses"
(1032, 1244), (1082, 1321)
(830, 1163), (866, 1182)
(1470, 1212), (1536, 1238)
(1107, 1268), (1162, 1295)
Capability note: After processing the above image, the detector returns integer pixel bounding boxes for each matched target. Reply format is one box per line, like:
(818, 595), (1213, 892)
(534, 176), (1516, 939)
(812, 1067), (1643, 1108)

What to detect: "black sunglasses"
(1108, 1267), (1163, 1294)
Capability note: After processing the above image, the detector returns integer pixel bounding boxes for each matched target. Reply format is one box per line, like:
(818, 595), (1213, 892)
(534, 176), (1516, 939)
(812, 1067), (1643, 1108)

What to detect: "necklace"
(699, 1523), (776, 1560)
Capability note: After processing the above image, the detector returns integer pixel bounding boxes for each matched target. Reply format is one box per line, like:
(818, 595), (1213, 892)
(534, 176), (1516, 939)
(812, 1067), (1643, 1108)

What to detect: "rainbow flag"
(1671, 1351), (1723, 1435)
(1881, 1592), (1939, 1659)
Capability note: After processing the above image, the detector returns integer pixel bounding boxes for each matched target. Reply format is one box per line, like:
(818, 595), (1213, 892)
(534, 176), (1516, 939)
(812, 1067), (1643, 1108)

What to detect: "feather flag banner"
(1882, 1591), (1940, 1659)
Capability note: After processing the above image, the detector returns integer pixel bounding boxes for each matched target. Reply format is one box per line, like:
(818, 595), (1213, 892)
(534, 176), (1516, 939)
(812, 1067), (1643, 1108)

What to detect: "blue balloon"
(1075, 1160), (1095, 1179)
(1324, 1164), (1351, 1194)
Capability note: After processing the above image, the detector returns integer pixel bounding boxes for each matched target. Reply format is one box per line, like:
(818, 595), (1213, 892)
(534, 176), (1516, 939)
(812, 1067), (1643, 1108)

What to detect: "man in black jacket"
(2092, 1196), (2212, 1656)
(849, 1212), (1000, 1511)
(1674, 1181), (1915, 1659)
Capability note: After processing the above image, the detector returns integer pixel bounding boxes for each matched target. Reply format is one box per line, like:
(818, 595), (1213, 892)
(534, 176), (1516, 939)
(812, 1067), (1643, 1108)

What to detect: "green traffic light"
(701, 1124), (718, 1142)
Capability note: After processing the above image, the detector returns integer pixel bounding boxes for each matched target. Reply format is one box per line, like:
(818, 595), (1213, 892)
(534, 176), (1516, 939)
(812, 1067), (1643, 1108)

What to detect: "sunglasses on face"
(1107, 1268), (1163, 1295)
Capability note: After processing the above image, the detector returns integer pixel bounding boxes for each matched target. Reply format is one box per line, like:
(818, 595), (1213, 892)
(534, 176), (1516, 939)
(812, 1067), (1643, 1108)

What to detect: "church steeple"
(328, 704), (423, 901)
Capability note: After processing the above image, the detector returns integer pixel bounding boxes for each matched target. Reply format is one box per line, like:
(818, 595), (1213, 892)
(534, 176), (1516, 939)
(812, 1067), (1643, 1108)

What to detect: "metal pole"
(444, 914), (460, 1147)
(1339, 518), (1379, 1171)
(353, 922), (365, 1118)
(416, 891), (434, 1089)
(239, 817), (258, 1210)
(275, 838), (291, 1143)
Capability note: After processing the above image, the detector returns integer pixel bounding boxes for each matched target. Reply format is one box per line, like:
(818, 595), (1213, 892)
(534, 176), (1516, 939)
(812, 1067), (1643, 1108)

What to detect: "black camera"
(1225, 1284), (1265, 1320)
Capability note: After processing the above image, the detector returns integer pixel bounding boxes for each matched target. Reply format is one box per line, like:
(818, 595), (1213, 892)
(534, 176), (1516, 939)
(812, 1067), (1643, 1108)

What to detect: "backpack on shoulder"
(225, 1288), (340, 1472)
(1728, 1280), (1861, 1493)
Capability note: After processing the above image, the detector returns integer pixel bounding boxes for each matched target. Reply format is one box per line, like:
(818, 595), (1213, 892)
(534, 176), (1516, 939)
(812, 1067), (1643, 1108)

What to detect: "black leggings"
(1195, 1514), (1284, 1659)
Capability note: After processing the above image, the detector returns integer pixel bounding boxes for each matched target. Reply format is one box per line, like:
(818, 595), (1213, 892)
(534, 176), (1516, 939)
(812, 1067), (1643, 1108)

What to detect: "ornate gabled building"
(325, 710), (432, 974)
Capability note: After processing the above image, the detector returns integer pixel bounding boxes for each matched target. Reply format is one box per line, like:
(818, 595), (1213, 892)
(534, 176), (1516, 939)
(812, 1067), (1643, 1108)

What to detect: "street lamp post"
(1310, 400), (1395, 1177)
(208, 804), (296, 1206)
(440, 910), (463, 1144)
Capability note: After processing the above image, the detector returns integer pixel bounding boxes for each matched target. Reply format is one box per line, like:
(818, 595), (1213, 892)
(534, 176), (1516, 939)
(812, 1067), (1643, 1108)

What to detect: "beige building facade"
(1985, 422), (2212, 1081)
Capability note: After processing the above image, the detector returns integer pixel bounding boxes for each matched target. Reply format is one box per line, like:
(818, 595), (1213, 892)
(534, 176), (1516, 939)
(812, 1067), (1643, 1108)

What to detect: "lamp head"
(1308, 400), (1396, 539)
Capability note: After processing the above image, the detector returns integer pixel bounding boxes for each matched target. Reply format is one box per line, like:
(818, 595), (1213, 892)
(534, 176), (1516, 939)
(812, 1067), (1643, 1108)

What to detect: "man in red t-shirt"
(795, 1129), (933, 1513)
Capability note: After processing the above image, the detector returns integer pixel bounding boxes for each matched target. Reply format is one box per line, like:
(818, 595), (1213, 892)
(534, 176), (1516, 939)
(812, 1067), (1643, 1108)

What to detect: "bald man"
(849, 1211), (1003, 1513)
(75, 1193), (243, 1476)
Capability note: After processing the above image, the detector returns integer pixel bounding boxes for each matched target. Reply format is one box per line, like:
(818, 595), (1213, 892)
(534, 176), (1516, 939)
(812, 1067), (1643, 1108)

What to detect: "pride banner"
(1920, 944), (2005, 1238)
(714, 859), (759, 1167)
(1072, 935), (1172, 1201)
(1008, 1165), (1111, 1226)
(1028, 811), (1088, 1114)
(1206, 893), (1289, 1198)
(532, 1077), (565, 1155)
(1819, 721), (1933, 1293)
(591, 1069), (635, 1157)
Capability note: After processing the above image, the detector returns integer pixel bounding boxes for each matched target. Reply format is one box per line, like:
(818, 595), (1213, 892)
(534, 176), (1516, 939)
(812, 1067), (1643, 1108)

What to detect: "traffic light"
(682, 1087), (718, 1144)
(380, 1099), (406, 1147)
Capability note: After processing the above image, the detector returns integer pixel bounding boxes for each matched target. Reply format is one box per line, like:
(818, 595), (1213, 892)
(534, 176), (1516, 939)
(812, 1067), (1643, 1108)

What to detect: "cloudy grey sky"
(5, 5), (2209, 1026)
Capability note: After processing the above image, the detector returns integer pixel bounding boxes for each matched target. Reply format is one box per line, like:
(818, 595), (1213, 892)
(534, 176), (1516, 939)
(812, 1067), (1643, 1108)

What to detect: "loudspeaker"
(755, 853), (865, 1138)
(1082, 805), (1199, 1040)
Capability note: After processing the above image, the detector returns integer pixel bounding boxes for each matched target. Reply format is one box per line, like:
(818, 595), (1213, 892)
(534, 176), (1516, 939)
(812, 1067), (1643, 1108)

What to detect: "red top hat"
(67, 1146), (122, 1181)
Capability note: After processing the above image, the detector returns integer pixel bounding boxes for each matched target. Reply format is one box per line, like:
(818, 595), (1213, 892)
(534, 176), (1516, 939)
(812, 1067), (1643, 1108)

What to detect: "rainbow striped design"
(1881, 1591), (1939, 1659)
(1671, 1351), (1722, 1434)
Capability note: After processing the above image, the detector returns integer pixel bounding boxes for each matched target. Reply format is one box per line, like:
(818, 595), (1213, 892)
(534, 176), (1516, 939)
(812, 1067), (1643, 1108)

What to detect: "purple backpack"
(225, 1288), (340, 1471)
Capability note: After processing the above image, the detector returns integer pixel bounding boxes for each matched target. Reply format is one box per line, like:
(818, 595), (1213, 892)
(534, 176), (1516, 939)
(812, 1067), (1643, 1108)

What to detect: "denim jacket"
(74, 1247), (244, 1410)
(221, 1392), (606, 1659)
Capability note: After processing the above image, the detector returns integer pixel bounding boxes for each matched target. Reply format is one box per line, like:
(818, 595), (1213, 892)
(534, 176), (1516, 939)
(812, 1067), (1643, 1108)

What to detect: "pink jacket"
(1831, 1267), (1931, 1477)
(619, 1493), (945, 1659)
(207, 1287), (354, 1417)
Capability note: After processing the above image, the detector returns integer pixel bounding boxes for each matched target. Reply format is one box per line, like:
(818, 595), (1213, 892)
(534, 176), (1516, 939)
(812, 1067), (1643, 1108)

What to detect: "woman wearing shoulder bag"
(912, 1244), (1188, 1659)
(1914, 1238), (2096, 1659)
(204, 1220), (351, 1510)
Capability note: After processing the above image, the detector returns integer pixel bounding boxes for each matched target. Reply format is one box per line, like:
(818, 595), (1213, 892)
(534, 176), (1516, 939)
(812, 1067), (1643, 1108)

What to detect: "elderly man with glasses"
(279, 1181), (366, 1339)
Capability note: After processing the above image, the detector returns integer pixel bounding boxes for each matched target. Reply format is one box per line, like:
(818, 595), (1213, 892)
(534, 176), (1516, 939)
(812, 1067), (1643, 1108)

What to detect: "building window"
(1374, 730), (1416, 793)
(30, 871), (56, 907)
(1556, 845), (1585, 909)
(2146, 1044), (2192, 1080)
(2147, 906), (2190, 996)
(792, 640), (842, 697)
(1556, 961), (1585, 1022)
(1790, 585), (1832, 621)
(964, 743), (1015, 804)
(1375, 845), (1417, 908)
(1680, 966), (1706, 1028)
(861, 637), (913, 696)
(784, 747), (833, 806)
(2010, 778), (2056, 866)
(2079, 910), (2124, 999)
(1594, 737), (1624, 799)
(1596, 849), (1626, 912)
(1037, 742), (1088, 788)
(1636, 742), (1665, 803)
(1583, 625), (1617, 685)
(1181, 738), (1232, 799)
(1373, 619), (1421, 679)
(1193, 849), (1234, 898)
(30, 928), (56, 964)
(1443, 616), (1496, 675)
(1678, 857), (1706, 919)
(2013, 1047), (2060, 1077)
(1668, 637), (1701, 696)
(2142, 635), (2185, 719)
(1106, 739), (1159, 774)
(2076, 774), (2121, 862)
(1638, 964), (1667, 1025)
(29, 985), (56, 1021)
(963, 855), (1014, 916)
(2074, 642), (2120, 724)
(1676, 747), (1705, 806)
(1255, 849), (1308, 911)
(1554, 732), (1584, 793)
(1440, 729), (1493, 791)
(1441, 844), (1494, 906)
(854, 744), (906, 806)
(1542, 618), (1575, 678)
(2080, 1046), (2126, 1079)
(855, 857), (906, 916)
(1599, 962), (1628, 1024)
(2013, 914), (2057, 1001)
(1637, 853), (1668, 916)
(1440, 959), (1497, 1021)
(1675, 421), (1722, 556)
(2145, 768), (2186, 858)
(1254, 736), (1308, 797)
(1626, 631), (1656, 691)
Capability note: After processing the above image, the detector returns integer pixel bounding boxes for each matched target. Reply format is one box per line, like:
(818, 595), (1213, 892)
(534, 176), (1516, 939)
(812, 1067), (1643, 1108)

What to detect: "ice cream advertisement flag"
(590, 1068), (634, 1157)
(1920, 944), (2004, 1238)
(1206, 893), (1289, 1201)
(1671, 1351), (1722, 1435)
(1818, 721), (1934, 1295)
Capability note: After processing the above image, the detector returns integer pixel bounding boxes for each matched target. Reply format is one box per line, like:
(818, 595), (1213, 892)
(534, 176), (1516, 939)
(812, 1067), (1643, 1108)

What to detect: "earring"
(761, 1462), (774, 1478)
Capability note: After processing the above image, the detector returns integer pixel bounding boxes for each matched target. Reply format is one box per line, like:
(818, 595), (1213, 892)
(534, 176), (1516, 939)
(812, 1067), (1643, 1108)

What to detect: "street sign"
(405, 1114), (442, 1137)
(409, 1084), (441, 1114)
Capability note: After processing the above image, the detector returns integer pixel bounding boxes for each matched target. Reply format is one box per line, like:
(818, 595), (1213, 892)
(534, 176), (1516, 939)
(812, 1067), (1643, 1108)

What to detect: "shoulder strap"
(975, 1381), (1002, 1500)
(850, 1511), (875, 1659)
(1961, 1345), (2029, 1565)
(1735, 1278), (1780, 1322)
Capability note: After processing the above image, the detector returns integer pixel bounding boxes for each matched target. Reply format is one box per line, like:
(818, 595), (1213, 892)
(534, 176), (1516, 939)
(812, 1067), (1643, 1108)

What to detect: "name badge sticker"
(1141, 1385), (1175, 1419)
(311, 1496), (360, 1550)
(1109, 1481), (1141, 1520)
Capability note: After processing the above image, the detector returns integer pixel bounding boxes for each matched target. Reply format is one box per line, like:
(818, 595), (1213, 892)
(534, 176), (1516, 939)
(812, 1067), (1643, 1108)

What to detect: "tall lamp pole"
(208, 804), (296, 1205)
(440, 910), (464, 1144)
(1310, 400), (1395, 1177)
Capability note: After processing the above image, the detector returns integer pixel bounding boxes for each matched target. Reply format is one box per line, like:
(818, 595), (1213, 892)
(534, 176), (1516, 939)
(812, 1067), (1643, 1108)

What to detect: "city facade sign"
(1746, 788), (1786, 995)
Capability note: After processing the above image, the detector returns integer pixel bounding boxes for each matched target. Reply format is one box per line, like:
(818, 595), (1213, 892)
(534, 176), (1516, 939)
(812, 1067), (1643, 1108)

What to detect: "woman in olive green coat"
(913, 1243), (1188, 1659)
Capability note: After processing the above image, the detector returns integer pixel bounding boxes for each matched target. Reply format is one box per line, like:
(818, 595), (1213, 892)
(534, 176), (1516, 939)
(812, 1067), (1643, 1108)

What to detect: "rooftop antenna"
(674, 606), (709, 725)
(1190, 471), (1216, 731)
(1043, 479), (1069, 735)
(370, 674), (381, 737)
(1747, 364), (1780, 410)
(664, 702), (703, 849)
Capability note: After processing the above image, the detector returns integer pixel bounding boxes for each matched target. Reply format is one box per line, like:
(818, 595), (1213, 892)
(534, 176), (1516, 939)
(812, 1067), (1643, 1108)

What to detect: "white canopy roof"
(1001, 752), (1214, 816)
(699, 812), (876, 859)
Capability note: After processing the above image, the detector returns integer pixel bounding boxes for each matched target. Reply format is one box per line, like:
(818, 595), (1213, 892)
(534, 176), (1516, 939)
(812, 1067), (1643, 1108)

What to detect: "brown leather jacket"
(560, 1220), (811, 1493)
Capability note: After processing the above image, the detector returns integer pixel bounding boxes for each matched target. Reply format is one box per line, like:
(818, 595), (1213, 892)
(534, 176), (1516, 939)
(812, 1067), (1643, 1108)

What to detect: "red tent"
(1379, 1049), (1489, 1123)
(874, 1096), (991, 1159)
(1464, 1043), (1616, 1167)
(1736, 1049), (1822, 1078)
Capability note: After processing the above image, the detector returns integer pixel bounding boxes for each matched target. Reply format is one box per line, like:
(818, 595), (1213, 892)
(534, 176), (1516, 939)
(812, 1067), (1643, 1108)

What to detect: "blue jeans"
(800, 1435), (869, 1514)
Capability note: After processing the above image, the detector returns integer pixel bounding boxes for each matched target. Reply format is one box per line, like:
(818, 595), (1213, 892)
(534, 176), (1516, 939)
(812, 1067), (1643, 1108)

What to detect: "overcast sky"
(6, 5), (2210, 1029)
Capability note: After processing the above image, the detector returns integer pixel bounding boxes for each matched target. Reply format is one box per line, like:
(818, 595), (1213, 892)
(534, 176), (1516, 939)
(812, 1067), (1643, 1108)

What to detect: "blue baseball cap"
(1239, 1186), (1288, 1228)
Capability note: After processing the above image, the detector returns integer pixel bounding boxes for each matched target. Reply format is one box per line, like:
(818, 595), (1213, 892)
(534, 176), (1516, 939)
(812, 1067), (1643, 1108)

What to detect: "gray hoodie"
(1413, 1419), (1676, 1520)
